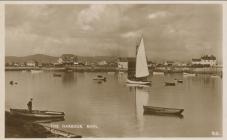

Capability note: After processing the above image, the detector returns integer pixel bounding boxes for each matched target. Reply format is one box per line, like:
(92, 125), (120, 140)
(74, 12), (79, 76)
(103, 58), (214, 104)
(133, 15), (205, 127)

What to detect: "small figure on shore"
(27, 98), (33, 113)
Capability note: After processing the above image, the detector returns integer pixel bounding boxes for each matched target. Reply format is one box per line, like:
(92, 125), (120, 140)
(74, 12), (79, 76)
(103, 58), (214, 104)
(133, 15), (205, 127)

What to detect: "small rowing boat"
(165, 82), (176, 86)
(174, 79), (183, 83)
(143, 106), (184, 116)
(10, 109), (65, 119)
(31, 70), (43, 74)
(183, 72), (196, 77)
(93, 75), (106, 81)
(153, 71), (164, 75)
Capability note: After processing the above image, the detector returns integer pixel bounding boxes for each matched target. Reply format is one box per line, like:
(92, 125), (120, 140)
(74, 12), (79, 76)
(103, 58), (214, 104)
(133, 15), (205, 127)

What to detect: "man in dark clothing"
(27, 98), (33, 113)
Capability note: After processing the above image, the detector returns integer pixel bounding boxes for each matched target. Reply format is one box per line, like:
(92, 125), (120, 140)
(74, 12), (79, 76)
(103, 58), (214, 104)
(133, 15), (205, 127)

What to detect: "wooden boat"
(10, 109), (65, 119)
(127, 79), (151, 85)
(143, 106), (184, 116)
(174, 79), (183, 83)
(153, 71), (164, 75)
(183, 72), (196, 77)
(31, 70), (43, 74)
(165, 82), (176, 86)
(93, 75), (106, 81)
(210, 74), (219, 78)
(53, 73), (62, 77)
(126, 83), (151, 88)
(126, 37), (151, 86)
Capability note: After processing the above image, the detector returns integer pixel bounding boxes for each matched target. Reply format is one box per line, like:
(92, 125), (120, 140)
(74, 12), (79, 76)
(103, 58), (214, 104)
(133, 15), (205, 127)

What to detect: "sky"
(5, 4), (222, 62)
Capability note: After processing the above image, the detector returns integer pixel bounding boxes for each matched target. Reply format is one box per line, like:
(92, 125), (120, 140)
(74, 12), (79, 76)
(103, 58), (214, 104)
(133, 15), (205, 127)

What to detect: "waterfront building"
(201, 55), (216, 66)
(98, 60), (107, 66)
(192, 55), (217, 66)
(192, 59), (201, 65)
(26, 61), (36, 67)
(164, 61), (174, 66)
(60, 54), (77, 65)
(117, 61), (128, 70)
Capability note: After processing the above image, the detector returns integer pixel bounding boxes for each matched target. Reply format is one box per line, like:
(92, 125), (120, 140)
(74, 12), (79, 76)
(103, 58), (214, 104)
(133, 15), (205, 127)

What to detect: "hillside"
(5, 54), (132, 64)
(5, 54), (58, 63)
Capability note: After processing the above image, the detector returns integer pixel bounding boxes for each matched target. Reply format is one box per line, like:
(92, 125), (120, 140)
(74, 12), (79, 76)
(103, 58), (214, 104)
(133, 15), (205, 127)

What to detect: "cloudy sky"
(5, 4), (222, 62)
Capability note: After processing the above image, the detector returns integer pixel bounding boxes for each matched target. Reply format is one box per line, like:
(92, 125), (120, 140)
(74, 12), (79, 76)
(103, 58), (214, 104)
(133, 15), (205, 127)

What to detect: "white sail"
(135, 37), (149, 78)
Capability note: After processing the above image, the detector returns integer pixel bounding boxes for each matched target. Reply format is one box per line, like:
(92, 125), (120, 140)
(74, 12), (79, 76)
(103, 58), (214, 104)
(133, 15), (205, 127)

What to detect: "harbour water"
(5, 71), (222, 137)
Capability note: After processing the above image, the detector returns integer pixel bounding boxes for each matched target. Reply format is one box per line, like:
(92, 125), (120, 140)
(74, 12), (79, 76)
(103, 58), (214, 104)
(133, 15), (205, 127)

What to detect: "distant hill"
(5, 54), (58, 63)
(77, 56), (119, 63)
(5, 54), (132, 64)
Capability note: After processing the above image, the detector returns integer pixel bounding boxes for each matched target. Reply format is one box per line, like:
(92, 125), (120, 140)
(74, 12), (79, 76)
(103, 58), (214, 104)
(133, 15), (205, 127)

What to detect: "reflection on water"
(5, 71), (222, 137)
(135, 87), (149, 133)
(62, 72), (76, 86)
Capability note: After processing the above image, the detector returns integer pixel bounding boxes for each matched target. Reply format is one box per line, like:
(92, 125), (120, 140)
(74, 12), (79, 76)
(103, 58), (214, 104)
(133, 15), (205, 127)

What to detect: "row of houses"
(192, 55), (217, 66)
(6, 54), (218, 69)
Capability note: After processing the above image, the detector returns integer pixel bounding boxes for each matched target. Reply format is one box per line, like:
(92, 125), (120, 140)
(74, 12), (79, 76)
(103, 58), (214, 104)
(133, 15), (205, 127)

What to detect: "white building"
(57, 57), (63, 64)
(192, 59), (201, 65)
(117, 62), (128, 70)
(98, 60), (107, 66)
(192, 55), (217, 66)
(26, 61), (36, 67)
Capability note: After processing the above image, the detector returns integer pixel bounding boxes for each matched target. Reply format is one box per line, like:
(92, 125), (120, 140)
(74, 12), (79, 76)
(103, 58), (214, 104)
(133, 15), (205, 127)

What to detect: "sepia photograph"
(4, 2), (224, 138)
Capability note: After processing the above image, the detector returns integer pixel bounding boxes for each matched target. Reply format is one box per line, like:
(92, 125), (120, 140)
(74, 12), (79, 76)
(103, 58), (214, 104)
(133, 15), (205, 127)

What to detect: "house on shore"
(117, 57), (128, 70)
(192, 55), (217, 67)
(26, 60), (36, 67)
(58, 54), (77, 66)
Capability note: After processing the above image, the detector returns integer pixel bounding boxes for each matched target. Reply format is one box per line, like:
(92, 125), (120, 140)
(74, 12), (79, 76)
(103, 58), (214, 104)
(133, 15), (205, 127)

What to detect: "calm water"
(5, 71), (222, 137)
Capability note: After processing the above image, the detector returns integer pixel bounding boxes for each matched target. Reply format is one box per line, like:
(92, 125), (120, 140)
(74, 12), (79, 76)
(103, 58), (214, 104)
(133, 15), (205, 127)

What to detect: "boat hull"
(53, 73), (62, 77)
(126, 79), (151, 86)
(183, 73), (196, 76)
(165, 82), (176, 86)
(143, 106), (184, 116)
(31, 70), (43, 74)
(153, 72), (164, 75)
(93, 78), (106, 81)
(10, 109), (65, 119)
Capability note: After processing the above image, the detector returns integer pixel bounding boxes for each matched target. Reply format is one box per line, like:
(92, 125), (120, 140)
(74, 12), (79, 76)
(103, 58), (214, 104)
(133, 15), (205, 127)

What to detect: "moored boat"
(174, 79), (183, 83)
(93, 75), (106, 81)
(143, 106), (184, 116)
(165, 82), (176, 86)
(126, 36), (151, 86)
(31, 70), (43, 74)
(127, 79), (151, 85)
(10, 109), (65, 119)
(153, 71), (164, 75)
(210, 74), (219, 78)
(183, 72), (196, 77)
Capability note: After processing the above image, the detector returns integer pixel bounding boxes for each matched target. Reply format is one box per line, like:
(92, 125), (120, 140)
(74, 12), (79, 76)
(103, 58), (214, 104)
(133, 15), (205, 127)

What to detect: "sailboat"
(126, 37), (151, 86)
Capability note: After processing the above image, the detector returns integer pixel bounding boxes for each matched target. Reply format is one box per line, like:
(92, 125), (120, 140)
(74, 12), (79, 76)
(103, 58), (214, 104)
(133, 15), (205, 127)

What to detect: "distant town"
(5, 54), (222, 74)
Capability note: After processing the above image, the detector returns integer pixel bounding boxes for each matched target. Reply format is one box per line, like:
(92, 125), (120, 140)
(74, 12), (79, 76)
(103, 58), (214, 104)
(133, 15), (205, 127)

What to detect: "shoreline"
(5, 66), (222, 75)
(5, 111), (82, 138)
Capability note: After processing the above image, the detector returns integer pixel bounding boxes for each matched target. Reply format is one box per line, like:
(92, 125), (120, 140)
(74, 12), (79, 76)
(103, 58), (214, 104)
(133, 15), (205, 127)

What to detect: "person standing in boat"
(27, 98), (33, 113)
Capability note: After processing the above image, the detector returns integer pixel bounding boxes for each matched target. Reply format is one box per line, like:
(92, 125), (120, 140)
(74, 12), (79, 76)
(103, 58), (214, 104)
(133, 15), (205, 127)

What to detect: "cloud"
(77, 5), (106, 31)
(5, 4), (222, 62)
(120, 30), (141, 38)
(77, 5), (122, 33)
(148, 11), (171, 19)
